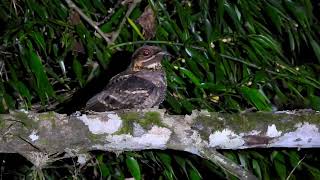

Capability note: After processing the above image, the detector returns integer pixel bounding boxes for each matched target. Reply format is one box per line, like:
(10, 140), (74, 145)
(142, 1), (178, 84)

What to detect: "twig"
(64, 0), (111, 44)
(286, 154), (306, 180)
(200, 148), (257, 180)
(0, 61), (8, 81)
(108, 40), (207, 51)
(110, 0), (142, 44)
(18, 136), (43, 152)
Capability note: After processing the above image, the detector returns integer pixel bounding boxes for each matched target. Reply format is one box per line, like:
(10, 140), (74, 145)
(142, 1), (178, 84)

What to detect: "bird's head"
(130, 45), (170, 71)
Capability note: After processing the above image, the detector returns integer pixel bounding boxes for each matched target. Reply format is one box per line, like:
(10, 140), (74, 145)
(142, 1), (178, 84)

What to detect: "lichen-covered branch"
(1, 109), (320, 179)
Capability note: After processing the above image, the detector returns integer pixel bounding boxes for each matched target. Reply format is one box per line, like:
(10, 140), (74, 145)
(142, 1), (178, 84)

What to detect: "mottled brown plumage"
(85, 45), (168, 111)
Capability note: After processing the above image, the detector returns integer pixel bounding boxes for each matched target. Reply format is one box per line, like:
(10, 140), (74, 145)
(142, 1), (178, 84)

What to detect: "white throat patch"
(145, 62), (162, 69)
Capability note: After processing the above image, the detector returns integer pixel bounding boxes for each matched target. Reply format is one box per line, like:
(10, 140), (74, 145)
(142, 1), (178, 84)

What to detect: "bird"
(85, 45), (169, 112)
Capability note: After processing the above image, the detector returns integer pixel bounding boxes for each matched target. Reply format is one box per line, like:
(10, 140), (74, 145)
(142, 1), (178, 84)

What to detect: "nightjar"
(85, 45), (169, 111)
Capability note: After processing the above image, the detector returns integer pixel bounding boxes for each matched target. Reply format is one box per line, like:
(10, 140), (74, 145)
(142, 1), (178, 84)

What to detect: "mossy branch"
(1, 109), (320, 179)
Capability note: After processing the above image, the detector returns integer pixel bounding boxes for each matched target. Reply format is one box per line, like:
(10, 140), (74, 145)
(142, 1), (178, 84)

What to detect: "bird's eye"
(142, 49), (151, 56)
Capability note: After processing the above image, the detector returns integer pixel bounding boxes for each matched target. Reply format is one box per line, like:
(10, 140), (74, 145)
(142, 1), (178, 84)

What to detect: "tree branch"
(1, 109), (320, 179)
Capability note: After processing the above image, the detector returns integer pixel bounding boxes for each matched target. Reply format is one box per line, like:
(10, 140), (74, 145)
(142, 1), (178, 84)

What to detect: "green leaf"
(126, 156), (141, 180)
(224, 96), (241, 111)
(189, 169), (201, 180)
(161, 20), (178, 39)
(181, 99), (194, 113)
(165, 93), (182, 114)
(72, 58), (85, 87)
(173, 155), (188, 178)
(185, 48), (209, 74)
(157, 153), (172, 168)
(200, 83), (226, 92)
(240, 86), (272, 111)
(26, 0), (48, 18)
(157, 27), (169, 40)
(163, 169), (174, 180)
(101, 6), (126, 32)
(264, 3), (282, 32)
(224, 2), (244, 33)
(186, 160), (202, 180)
(180, 67), (201, 86)
(252, 35), (281, 54)
(272, 152), (287, 180)
(252, 159), (262, 179)
(157, 152), (176, 179)
(14, 81), (32, 106)
(288, 29), (295, 51)
(27, 49), (54, 103)
(238, 153), (249, 170)
(310, 39), (320, 63)
(92, 0), (107, 13)
(205, 18), (213, 41)
(309, 95), (320, 110)
(97, 155), (110, 177)
(61, 32), (74, 50)
(284, 1), (309, 29)
(127, 17), (144, 40)
(95, 48), (108, 69)
(305, 164), (320, 179)
(287, 151), (300, 170)
(30, 31), (46, 53)
(224, 152), (238, 163)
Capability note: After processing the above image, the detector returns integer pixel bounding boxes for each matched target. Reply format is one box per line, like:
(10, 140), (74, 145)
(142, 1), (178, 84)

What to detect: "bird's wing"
(85, 75), (156, 111)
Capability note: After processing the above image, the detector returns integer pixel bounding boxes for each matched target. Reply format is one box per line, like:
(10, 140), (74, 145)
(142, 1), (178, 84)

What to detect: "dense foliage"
(1, 0), (320, 113)
(1, 150), (320, 179)
(0, 0), (320, 179)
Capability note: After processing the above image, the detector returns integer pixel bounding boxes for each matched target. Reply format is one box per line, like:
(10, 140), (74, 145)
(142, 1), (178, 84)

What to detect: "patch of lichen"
(119, 112), (140, 121)
(38, 112), (56, 128)
(12, 111), (36, 128)
(299, 112), (320, 125)
(219, 112), (298, 133)
(194, 111), (306, 136)
(117, 111), (166, 134)
(196, 113), (224, 130)
(88, 133), (105, 142)
(224, 113), (259, 133)
(239, 112), (298, 133)
(0, 116), (5, 129)
(140, 111), (166, 129)
(117, 112), (140, 134)
(193, 113), (224, 140)
(38, 139), (49, 146)
(117, 120), (134, 135)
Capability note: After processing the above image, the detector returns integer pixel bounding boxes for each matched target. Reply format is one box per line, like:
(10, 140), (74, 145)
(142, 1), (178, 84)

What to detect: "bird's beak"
(157, 51), (173, 58)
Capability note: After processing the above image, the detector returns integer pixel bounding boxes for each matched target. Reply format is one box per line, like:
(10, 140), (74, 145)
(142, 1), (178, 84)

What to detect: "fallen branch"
(1, 109), (320, 179)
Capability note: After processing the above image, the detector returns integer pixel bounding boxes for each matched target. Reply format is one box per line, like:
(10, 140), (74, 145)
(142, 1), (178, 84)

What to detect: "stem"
(64, 0), (111, 44)
(108, 40), (207, 51)
(110, 0), (142, 44)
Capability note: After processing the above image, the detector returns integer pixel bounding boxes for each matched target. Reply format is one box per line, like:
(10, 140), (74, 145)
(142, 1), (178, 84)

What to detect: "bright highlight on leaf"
(127, 17), (145, 40)
(126, 156), (141, 180)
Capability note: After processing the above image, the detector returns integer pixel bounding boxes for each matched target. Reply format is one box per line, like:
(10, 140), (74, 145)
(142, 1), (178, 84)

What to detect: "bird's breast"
(135, 71), (166, 87)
